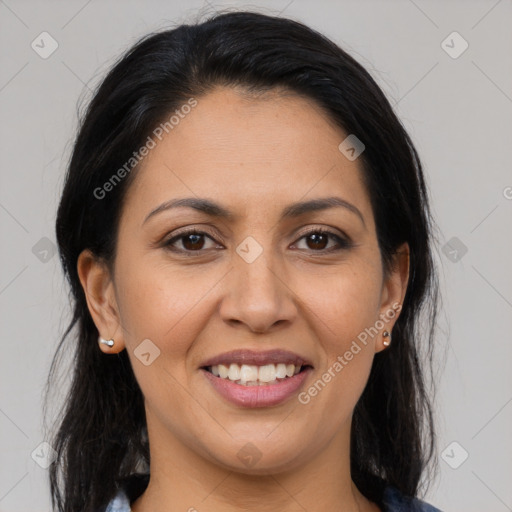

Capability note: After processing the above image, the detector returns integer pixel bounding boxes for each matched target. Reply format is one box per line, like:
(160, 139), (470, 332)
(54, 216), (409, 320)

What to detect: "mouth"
(199, 349), (314, 407)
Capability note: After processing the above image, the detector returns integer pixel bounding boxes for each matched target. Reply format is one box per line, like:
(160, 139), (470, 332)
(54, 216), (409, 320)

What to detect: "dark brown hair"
(46, 10), (441, 511)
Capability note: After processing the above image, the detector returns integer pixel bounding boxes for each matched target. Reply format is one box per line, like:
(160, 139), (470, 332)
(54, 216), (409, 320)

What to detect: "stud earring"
(382, 331), (391, 347)
(99, 336), (114, 348)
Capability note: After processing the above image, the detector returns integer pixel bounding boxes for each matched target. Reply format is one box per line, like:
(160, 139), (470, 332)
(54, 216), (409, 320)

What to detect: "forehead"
(121, 86), (371, 225)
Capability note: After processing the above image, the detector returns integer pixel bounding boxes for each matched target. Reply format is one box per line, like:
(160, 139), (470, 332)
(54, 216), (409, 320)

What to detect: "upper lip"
(200, 349), (313, 368)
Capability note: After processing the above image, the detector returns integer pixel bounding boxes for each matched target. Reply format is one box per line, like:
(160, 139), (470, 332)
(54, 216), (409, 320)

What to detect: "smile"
(199, 349), (314, 407)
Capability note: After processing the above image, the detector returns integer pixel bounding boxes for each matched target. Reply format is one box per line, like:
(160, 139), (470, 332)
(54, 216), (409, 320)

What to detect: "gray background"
(1, 0), (511, 510)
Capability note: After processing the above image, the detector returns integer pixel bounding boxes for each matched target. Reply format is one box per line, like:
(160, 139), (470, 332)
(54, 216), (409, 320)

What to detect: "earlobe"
(77, 249), (125, 353)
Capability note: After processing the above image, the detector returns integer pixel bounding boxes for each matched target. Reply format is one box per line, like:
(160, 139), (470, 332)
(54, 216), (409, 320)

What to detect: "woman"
(46, 10), (443, 512)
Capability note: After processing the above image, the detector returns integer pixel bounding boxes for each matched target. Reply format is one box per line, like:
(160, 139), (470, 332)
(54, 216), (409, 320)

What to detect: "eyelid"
(163, 227), (223, 249)
(290, 227), (352, 252)
(293, 225), (350, 243)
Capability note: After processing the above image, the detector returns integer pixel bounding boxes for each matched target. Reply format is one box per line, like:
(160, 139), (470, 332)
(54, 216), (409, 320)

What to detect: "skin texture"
(78, 86), (409, 512)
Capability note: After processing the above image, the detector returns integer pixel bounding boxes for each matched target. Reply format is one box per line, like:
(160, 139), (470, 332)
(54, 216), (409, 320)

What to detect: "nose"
(219, 249), (297, 334)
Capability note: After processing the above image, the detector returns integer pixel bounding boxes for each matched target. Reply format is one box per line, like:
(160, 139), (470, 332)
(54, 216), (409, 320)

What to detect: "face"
(79, 86), (408, 475)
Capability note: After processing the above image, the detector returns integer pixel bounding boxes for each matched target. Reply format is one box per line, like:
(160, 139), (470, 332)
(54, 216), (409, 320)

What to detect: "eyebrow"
(143, 196), (365, 227)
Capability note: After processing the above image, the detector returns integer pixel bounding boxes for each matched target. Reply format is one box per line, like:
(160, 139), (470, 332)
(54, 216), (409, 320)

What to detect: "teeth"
(258, 364), (275, 382)
(208, 363), (303, 385)
(239, 364), (258, 382)
(218, 364), (229, 379)
(228, 363), (241, 381)
(275, 363), (287, 379)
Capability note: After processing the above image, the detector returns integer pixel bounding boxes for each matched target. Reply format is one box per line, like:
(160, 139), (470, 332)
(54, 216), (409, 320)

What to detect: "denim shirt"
(104, 478), (443, 512)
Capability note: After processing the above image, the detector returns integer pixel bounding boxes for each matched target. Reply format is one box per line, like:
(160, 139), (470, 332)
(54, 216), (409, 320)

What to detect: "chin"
(203, 435), (310, 476)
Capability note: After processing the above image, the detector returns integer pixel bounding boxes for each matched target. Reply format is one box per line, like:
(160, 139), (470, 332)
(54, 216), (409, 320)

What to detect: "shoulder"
(103, 473), (149, 511)
(381, 485), (443, 512)
(104, 489), (131, 512)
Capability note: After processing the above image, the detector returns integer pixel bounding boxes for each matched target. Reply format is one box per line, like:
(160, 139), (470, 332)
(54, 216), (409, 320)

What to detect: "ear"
(77, 249), (125, 354)
(375, 242), (410, 353)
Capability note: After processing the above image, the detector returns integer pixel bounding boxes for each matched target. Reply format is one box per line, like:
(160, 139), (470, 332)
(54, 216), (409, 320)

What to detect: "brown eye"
(293, 229), (352, 253)
(164, 229), (219, 253)
(181, 233), (206, 251)
(305, 232), (329, 250)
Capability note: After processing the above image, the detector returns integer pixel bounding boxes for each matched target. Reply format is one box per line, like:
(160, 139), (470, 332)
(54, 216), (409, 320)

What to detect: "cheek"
(114, 255), (216, 359)
(301, 258), (383, 346)
(115, 258), (215, 423)
(296, 260), (382, 413)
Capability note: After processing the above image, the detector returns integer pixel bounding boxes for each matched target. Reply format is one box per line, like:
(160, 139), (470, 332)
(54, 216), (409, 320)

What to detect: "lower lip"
(201, 367), (312, 408)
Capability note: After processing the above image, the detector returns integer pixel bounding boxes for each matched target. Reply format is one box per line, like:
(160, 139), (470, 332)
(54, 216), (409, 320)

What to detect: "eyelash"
(162, 227), (352, 255)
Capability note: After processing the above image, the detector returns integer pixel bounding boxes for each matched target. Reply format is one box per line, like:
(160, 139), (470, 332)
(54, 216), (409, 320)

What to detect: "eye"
(163, 229), (222, 253)
(162, 227), (352, 255)
(292, 228), (351, 252)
